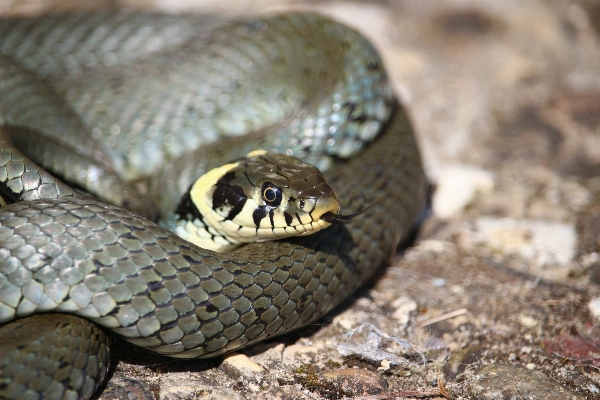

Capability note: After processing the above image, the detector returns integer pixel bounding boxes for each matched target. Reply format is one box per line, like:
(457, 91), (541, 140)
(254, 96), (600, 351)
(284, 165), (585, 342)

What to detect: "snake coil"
(0, 12), (427, 399)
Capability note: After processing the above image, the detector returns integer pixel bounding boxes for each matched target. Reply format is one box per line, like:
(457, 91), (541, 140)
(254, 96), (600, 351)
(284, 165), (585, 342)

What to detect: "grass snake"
(0, 12), (427, 400)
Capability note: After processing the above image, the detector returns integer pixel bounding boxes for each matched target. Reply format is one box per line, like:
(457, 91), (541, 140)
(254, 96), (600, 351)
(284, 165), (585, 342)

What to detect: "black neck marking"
(212, 171), (247, 221)
(174, 188), (204, 222)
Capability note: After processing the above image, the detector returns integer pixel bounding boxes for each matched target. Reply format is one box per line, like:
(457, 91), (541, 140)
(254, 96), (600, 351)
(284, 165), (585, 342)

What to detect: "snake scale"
(0, 12), (427, 400)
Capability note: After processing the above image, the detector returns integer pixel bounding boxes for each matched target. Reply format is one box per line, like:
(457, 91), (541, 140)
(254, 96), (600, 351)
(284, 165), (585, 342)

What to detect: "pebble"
(99, 375), (154, 400)
(255, 384), (318, 400)
(321, 368), (388, 396)
(443, 344), (482, 378)
(432, 165), (494, 218)
(161, 383), (245, 400)
(390, 295), (417, 326)
(468, 364), (585, 400)
(589, 296), (600, 321)
(335, 323), (421, 367)
(195, 388), (244, 400)
(468, 217), (576, 267)
(220, 352), (265, 380)
(518, 314), (538, 328)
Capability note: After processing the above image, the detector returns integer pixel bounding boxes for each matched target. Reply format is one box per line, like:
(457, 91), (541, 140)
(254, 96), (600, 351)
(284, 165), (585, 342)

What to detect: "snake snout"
(313, 193), (341, 221)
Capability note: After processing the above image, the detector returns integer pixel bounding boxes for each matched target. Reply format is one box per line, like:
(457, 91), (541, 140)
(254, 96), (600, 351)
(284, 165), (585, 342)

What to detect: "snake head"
(170, 151), (356, 251)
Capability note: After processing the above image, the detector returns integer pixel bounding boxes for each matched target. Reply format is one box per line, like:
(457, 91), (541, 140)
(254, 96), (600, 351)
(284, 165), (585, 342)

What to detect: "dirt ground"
(2, 0), (600, 399)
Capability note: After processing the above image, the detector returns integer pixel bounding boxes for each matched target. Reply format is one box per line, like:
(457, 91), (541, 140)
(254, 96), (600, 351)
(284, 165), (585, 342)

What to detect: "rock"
(335, 323), (421, 367)
(161, 385), (243, 400)
(255, 384), (318, 400)
(468, 364), (585, 400)
(590, 297), (600, 320)
(432, 165), (494, 218)
(443, 344), (483, 378)
(160, 385), (198, 400)
(219, 353), (265, 381)
(543, 332), (600, 365)
(390, 295), (418, 326)
(99, 375), (154, 400)
(321, 368), (388, 396)
(195, 388), (244, 400)
(467, 217), (576, 268)
(295, 365), (387, 398)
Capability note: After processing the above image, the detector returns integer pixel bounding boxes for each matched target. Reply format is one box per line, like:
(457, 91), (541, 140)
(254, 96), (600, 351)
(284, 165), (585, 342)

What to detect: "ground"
(2, 1), (600, 399)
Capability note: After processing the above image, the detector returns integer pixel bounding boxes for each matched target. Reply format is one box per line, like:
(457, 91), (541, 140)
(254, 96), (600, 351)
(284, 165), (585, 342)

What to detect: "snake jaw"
(320, 205), (373, 224)
(308, 193), (340, 221)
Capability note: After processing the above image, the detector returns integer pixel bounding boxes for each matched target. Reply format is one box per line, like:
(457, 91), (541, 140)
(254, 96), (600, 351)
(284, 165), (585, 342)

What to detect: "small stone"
(219, 352), (265, 381)
(543, 332), (600, 365)
(161, 385), (199, 400)
(196, 388), (244, 400)
(158, 374), (236, 400)
(443, 344), (482, 378)
(99, 375), (154, 400)
(468, 217), (576, 267)
(255, 384), (316, 400)
(468, 364), (585, 400)
(390, 296), (417, 326)
(518, 314), (538, 328)
(417, 239), (457, 254)
(378, 359), (391, 372)
(321, 368), (388, 396)
(221, 352), (264, 372)
(335, 323), (419, 367)
(432, 165), (494, 218)
(589, 296), (600, 320)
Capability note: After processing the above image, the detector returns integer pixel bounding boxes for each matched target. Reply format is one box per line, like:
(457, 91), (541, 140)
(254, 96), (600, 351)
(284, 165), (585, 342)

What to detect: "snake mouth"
(321, 208), (367, 224)
(320, 202), (379, 224)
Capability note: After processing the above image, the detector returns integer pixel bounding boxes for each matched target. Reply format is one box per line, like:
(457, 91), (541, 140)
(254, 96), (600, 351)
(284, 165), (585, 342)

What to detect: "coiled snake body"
(0, 12), (427, 400)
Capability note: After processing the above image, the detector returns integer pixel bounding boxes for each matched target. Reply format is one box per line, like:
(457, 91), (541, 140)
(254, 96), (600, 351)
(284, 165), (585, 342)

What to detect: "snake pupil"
(262, 182), (282, 206)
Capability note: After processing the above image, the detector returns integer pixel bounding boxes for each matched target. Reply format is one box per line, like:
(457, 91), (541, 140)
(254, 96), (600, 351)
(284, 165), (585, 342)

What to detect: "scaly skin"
(0, 13), (427, 399)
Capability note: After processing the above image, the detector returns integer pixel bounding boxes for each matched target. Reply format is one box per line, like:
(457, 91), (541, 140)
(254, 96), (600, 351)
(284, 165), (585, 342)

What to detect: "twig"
(417, 308), (468, 328)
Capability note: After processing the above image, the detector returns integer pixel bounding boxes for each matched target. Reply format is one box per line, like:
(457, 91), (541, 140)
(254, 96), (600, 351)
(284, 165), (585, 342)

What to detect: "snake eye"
(262, 182), (282, 206)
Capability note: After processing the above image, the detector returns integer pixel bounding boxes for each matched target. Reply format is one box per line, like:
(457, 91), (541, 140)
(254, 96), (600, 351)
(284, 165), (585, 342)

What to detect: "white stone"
(221, 353), (265, 373)
(518, 314), (538, 328)
(589, 297), (600, 320)
(471, 217), (576, 267)
(432, 165), (494, 218)
(418, 239), (457, 253)
(390, 296), (417, 326)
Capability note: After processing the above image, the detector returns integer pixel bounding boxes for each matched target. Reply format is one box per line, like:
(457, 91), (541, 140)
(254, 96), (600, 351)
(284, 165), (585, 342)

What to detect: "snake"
(0, 12), (427, 400)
